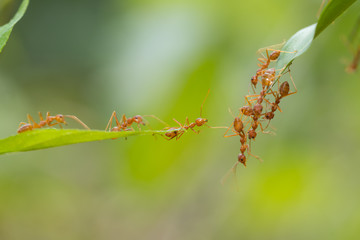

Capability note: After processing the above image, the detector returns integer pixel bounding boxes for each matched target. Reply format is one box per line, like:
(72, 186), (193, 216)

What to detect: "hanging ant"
(161, 89), (217, 140)
(256, 43), (296, 70)
(223, 109), (261, 164)
(263, 71), (298, 127)
(17, 112), (90, 133)
(221, 114), (261, 186)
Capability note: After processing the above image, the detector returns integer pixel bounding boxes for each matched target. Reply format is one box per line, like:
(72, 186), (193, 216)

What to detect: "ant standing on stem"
(17, 112), (90, 133)
(105, 112), (146, 132)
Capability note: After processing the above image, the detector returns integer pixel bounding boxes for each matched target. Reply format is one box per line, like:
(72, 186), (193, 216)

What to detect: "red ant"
(162, 89), (220, 140)
(223, 109), (261, 163)
(105, 112), (167, 133)
(221, 111), (261, 187)
(105, 112), (146, 132)
(17, 112), (90, 133)
(263, 70), (298, 128)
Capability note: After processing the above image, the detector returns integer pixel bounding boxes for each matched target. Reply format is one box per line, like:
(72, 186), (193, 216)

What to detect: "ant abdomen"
(269, 51), (280, 60)
(233, 117), (243, 134)
(279, 81), (290, 97)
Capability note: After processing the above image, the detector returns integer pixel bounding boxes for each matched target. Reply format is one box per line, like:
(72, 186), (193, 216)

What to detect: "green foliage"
(275, 24), (316, 70)
(0, 0), (29, 53)
(276, 0), (358, 70)
(315, 0), (358, 38)
(0, 129), (168, 155)
(0, 0), (358, 155)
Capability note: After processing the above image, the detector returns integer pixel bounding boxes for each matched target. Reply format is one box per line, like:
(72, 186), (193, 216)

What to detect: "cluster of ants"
(16, 45), (298, 177)
(222, 46), (298, 175)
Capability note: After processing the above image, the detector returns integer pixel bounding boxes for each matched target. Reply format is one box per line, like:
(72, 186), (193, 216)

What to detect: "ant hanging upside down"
(162, 89), (225, 140)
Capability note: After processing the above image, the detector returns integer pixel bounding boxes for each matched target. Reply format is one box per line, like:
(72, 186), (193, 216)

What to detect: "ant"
(105, 111), (167, 132)
(17, 112), (90, 133)
(223, 109), (261, 163)
(263, 71), (297, 127)
(162, 89), (221, 140)
(221, 111), (261, 187)
(250, 45), (295, 92)
(256, 42), (296, 69)
(105, 112), (146, 132)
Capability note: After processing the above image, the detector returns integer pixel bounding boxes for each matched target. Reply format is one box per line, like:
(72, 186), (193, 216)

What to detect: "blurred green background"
(1, 0), (360, 239)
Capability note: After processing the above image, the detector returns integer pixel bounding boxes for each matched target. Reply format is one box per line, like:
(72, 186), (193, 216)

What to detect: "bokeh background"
(1, 0), (360, 239)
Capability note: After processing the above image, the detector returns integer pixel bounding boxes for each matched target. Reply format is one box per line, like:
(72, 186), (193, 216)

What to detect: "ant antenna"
(64, 115), (90, 130)
(200, 89), (210, 117)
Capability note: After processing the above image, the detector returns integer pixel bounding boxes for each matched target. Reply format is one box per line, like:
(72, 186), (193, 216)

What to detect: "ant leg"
(265, 48), (297, 55)
(27, 114), (40, 128)
(143, 115), (169, 127)
(199, 89), (210, 118)
(105, 111), (115, 131)
(158, 134), (172, 141)
(176, 131), (185, 140)
(224, 133), (241, 138)
(38, 112), (44, 121)
(220, 161), (240, 191)
(248, 141), (263, 162)
(172, 118), (184, 128)
(223, 119), (236, 137)
(187, 117), (199, 134)
(259, 121), (276, 135)
(64, 115), (90, 130)
(286, 70), (298, 96)
(244, 95), (257, 106)
(121, 114), (127, 127)
(18, 122), (29, 128)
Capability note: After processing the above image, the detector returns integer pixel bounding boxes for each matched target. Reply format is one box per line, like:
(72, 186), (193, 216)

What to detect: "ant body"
(162, 90), (217, 140)
(105, 112), (146, 132)
(17, 112), (89, 133)
(264, 71), (297, 128)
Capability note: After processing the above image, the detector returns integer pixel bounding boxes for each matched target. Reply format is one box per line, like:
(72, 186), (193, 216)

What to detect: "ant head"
(248, 129), (257, 139)
(265, 112), (275, 120)
(133, 115), (145, 125)
(55, 114), (66, 124)
(195, 118), (208, 127)
(238, 153), (247, 167)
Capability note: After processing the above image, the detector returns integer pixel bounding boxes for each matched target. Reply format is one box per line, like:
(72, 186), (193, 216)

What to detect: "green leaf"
(0, 0), (29, 53)
(315, 0), (358, 38)
(276, 24), (317, 70)
(0, 129), (169, 155)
